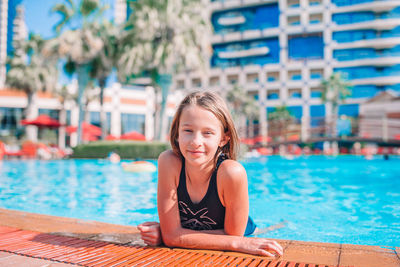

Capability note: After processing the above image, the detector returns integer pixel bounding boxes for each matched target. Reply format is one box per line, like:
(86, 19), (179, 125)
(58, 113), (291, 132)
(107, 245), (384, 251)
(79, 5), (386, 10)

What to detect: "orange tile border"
(0, 208), (399, 267)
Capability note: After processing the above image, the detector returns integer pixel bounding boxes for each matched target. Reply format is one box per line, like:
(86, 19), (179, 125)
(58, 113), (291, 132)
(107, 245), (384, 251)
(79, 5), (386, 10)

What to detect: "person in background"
(108, 151), (120, 164)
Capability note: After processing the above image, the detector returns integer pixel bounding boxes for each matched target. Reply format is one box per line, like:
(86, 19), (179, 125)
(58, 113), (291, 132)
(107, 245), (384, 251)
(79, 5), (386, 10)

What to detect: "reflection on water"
(0, 156), (399, 247)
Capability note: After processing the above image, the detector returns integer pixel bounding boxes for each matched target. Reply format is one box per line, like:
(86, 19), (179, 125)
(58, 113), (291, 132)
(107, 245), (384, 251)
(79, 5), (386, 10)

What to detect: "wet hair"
(169, 91), (239, 161)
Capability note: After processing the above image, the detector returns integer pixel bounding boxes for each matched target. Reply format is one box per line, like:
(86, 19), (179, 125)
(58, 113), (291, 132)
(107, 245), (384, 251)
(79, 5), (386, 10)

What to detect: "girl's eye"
(184, 129), (192, 133)
(204, 131), (213, 135)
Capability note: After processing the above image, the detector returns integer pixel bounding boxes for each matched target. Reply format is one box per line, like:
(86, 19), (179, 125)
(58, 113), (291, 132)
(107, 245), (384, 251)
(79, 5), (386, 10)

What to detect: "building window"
(246, 73), (259, 83)
(192, 78), (201, 88)
(248, 90), (259, 100)
(309, 13), (322, 24)
(287, 0), (300, 8)
(310, 69), (323, 79)
(288, 33), (324, 60)
(267, 72), (280, 82)
(176, 80), (185, 89)
(289, 89), (302, 98)
(209, 76), (220, 86)
(121, 113), (145, 134)
(288, 15), (301, 25)
(0, 107), (24, 137)
(309, 0), (322, 6)
(267, 90), (279, 100)
(90, 112), (111, 134)
(311, 88), (322, 98)
(227, 75), (239, 85)
(289, 70), (302, 80)
(39, 109), (59, 120)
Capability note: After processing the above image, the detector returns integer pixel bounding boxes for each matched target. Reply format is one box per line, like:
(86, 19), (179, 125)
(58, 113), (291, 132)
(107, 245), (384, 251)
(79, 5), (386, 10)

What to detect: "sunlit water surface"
(0, 156), (399, 247)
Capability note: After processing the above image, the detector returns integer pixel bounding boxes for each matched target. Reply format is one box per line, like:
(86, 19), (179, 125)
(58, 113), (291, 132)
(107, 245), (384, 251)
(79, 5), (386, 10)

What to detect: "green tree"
(267, 106), (295, 141)
(321, 72), (352, 137)
(6, 34), (58, 141)
(45, 0), (107, 144)
(226, 86), (259, 137)
(119, 0), (212, 140)
(89, 21), (121, 139)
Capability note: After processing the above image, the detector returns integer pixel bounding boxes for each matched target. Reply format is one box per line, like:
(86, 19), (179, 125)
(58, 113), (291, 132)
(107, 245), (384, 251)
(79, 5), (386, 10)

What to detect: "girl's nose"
(190, 133), (202, 146)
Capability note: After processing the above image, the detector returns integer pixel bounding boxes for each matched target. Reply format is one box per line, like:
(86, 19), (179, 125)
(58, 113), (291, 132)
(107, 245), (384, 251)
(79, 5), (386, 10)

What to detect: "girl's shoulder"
(218, 159), (247, 183)
(158, 150), (182, 183)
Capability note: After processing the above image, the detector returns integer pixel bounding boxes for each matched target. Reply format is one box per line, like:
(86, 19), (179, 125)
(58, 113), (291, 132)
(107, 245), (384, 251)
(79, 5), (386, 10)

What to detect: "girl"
(138, 91), (283, 257)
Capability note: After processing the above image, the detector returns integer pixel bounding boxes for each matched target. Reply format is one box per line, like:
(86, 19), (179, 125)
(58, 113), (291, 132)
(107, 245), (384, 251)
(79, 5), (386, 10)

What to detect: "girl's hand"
(137, 221), (162, 246)
(238, 238), (283, 257)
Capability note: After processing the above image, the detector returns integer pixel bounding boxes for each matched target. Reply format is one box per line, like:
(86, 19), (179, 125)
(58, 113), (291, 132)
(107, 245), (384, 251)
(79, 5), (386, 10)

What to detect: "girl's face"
(178, 105), (229, 167)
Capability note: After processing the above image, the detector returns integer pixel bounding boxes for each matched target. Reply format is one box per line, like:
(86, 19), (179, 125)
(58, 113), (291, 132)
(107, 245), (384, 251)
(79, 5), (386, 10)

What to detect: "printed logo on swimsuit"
(179, 201), (217, 230)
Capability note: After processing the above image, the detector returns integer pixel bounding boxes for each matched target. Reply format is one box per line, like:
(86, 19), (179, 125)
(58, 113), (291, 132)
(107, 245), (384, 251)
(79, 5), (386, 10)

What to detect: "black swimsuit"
(177, 155), (256, 235)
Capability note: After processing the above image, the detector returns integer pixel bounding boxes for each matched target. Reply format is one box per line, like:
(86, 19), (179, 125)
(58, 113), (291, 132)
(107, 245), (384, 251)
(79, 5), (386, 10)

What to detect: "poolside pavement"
(0, 208), (399, 267)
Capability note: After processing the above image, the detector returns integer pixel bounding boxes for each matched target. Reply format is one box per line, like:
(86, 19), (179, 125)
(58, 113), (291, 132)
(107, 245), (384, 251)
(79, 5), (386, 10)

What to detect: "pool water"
(0, 156), (399, 247)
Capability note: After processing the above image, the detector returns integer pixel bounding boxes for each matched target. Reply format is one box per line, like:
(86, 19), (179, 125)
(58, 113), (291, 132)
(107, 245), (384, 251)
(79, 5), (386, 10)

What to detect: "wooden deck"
(0, 208), (399, 267)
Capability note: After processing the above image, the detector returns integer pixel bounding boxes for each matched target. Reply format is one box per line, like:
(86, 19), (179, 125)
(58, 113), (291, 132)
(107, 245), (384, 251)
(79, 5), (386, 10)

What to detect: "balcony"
(210, 0), (279, 12)
(332, 18), (400, 31)
(332, 0), (399, 14)
(333, 56), (400, 67)
(350, 75), (400, 85)
(217, 15), (246, 26)
(218, 46), (269, 59)
(332, 37), (400, 49)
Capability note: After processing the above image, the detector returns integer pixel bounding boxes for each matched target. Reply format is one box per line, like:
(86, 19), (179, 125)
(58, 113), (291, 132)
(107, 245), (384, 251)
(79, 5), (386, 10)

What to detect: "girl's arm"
(157, 150), (283, 257)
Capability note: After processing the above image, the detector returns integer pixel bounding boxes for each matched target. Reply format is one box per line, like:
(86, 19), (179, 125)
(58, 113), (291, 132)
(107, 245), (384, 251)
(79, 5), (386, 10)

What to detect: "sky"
(23, 0), (115, 38)
(22, 0), (117, 85)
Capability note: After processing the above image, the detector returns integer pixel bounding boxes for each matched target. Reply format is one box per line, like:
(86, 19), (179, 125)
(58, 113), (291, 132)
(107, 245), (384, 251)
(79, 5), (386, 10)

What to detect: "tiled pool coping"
(0, 208), (399, 267)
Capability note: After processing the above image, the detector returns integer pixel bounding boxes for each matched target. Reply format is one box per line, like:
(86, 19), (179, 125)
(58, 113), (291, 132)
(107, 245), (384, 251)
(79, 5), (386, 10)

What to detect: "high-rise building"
(173, 0), (400, 140)
(0, 0), (23, 87)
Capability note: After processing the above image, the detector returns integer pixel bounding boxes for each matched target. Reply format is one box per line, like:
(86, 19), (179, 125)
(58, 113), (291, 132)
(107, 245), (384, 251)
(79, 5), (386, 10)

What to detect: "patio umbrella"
(120, 131), (146, 141)
(66, 122), (102, 136)
(106, 134), (118, 140)
(21, 114), (61, 128)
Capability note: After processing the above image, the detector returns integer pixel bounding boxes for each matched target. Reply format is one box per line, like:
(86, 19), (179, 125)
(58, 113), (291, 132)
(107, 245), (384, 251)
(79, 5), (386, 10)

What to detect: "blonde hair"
(169, 91), (239, 161)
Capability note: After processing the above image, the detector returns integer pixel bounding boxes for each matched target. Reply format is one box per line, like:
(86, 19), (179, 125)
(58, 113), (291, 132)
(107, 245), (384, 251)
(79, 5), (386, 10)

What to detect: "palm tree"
(45, 0), (107, 144)
(53, 84), (78, 148)
(6, 34), (58, 141)
(267, 106), (295, 141)
(118, 0), (212, 140)
(226, 86), (259, 138)
(89, 21), (121, 139)
(321, 72), (352, 137)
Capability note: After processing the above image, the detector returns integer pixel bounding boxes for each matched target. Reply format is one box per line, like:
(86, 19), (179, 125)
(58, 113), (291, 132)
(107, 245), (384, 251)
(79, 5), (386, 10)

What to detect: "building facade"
(173, 0), (400, 140)
(0, 0), (24, 88)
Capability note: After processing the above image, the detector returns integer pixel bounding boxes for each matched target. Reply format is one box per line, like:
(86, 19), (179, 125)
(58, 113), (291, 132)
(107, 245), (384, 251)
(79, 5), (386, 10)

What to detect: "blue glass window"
(311, 90), (322, 98)
(211, 37), (279, 68)
(290, 91), (302, 98)
(267, 92), (279, 100)
(121, 113), (145, 134)
(90, 112), (111, 132)
(310, 105), (325, 127)
(211, 4), (279, 34)
(338, 104), (359, 117)
(288, 34), (324, 60)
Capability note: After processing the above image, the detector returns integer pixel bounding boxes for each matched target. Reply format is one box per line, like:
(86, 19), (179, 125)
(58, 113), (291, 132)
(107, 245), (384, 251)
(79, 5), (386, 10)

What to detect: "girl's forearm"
(163, 229), (243, 252)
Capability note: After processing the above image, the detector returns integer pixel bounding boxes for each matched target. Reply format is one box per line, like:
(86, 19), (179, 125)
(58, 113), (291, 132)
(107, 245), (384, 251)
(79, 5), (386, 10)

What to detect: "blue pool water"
(0, 156), (399, 247)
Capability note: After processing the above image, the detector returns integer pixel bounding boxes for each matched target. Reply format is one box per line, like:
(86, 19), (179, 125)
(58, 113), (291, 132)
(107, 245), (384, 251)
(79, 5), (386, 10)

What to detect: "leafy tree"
(226, 86), (259, 137)
(267, 106), (295, 141)
(6, 34), (58, 141)
(45, 0), (107, 144)
(89, 21), (121, 139)
(118, 0), (212, 140)
(321, 72), (352, 137)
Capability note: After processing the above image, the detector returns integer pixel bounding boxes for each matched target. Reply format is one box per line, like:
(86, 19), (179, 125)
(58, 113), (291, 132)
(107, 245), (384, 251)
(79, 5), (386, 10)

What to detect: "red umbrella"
(120, 131), (146, 141)
(106, 134), (118, 140)
(21, 114), (61, 128)
(66, 122), (102, 136)
(253, 135), (272, 143)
